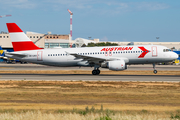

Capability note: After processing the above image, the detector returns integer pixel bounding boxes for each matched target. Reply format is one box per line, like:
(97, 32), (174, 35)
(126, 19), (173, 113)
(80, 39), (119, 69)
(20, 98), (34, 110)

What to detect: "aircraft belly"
(42, 56), (80, 67)
(129, 58), (172, 64)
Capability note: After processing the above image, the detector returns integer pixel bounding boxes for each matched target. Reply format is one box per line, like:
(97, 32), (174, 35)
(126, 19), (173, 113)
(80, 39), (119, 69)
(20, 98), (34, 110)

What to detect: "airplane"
(2, 23), (178, 75)
(0, 46), (16, 63)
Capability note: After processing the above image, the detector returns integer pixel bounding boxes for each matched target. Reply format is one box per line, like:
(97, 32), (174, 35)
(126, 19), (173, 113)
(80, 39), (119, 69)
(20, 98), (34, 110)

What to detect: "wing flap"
(66, 52), (129, 63)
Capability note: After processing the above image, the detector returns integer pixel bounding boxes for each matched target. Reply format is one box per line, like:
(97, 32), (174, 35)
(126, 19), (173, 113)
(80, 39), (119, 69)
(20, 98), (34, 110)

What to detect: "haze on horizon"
(0, 0), (180, 42)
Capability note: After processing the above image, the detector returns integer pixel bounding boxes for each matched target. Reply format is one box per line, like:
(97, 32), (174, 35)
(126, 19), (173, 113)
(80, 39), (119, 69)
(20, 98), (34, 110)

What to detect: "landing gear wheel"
(92, 70), (97, 75)
(92, 65), (101, 75)
(153, 70), (157, 74)
(92, 70), (100, 75)
(97, 70), (100, 75)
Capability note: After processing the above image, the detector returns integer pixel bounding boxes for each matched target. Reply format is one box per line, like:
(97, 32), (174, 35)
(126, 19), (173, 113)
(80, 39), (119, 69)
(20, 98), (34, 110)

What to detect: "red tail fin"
(6, 23), (41, 51)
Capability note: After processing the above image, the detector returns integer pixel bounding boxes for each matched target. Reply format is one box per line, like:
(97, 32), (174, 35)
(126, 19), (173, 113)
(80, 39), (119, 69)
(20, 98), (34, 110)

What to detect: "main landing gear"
(92, 65), (100, 75)
(153, 63), (157, 74)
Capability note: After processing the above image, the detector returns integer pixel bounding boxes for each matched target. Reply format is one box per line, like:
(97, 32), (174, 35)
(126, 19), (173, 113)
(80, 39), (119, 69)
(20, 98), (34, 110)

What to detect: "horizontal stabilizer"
(6, 52), (27, 58)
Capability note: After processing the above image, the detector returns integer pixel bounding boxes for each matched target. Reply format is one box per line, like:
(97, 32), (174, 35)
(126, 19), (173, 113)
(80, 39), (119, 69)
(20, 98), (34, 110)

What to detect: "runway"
(0, 73), (179, 81)
(0, 63), (179, 81)
(0, 63), (180, 71)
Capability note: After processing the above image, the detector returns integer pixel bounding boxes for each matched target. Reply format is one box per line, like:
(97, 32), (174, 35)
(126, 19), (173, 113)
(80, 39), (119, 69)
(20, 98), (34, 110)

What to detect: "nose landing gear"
(153, 69), (157, 74)
(153, 63), (157, 74)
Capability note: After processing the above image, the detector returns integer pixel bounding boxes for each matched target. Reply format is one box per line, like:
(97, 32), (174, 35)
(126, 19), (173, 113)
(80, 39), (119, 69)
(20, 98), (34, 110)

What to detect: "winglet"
(65, 51), (70, 55)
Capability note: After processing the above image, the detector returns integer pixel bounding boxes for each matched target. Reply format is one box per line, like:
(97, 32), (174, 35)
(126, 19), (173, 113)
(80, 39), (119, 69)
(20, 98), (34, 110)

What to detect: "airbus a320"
(2, 23), (178, 75)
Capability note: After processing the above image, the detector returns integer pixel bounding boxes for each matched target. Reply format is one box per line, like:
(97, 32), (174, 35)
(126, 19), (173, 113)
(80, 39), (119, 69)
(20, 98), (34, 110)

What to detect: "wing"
(69, 53), (106, 63)
(66, 52), (129, 64)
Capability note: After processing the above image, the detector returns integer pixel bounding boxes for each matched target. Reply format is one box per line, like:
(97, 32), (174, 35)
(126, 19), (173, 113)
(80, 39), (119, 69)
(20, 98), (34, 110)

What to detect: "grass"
(0, 81), (180, 119)
(0, 110), (176, 120)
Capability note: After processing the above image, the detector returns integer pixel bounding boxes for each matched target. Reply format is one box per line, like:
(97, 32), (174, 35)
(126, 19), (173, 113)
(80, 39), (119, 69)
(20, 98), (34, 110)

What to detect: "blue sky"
(0, 0), (180, 42)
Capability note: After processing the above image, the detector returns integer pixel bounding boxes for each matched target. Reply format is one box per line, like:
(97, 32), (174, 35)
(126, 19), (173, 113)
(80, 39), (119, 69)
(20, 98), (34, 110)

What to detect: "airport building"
(0, 32), (99, 50)
(0, 31), (72, 50)
(0, 32), (180, 61)
(1, 31), (180, 50)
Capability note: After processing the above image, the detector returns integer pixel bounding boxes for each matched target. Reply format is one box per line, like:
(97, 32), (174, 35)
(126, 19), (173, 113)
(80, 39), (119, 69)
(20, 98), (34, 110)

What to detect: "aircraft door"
(37, 51), (43, 61)
(152, 46), (157, 57)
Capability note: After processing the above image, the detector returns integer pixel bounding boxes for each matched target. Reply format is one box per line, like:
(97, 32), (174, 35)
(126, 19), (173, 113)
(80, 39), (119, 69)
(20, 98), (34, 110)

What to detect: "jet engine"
(101, 60), (127, 71)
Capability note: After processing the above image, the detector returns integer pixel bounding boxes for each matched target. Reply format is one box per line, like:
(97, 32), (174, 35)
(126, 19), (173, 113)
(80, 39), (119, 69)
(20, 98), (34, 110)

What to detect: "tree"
(86, 42), (118, 47)
(81, 44), (87, 47)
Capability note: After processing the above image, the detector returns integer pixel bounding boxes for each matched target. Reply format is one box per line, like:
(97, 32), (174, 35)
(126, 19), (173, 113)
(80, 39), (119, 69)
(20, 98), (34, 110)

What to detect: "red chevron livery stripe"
(12, 41), (42, 51)
(138, 47), (150, 58)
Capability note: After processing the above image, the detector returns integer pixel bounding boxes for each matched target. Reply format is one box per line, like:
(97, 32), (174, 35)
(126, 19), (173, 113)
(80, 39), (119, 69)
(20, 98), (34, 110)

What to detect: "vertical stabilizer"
(6, 23), (41, 51)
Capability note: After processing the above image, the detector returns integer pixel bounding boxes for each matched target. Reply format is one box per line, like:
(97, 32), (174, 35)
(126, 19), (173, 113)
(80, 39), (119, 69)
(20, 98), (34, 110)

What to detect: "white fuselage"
(6, 45), (178, 67)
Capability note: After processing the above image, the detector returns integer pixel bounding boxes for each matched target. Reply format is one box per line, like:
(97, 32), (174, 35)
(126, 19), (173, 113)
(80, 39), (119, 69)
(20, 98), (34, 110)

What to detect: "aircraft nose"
(172, 52), (179, 59)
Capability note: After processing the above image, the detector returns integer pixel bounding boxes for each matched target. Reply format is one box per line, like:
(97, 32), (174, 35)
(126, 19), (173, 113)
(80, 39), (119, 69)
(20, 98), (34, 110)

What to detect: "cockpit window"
(163, 49), (171, 52)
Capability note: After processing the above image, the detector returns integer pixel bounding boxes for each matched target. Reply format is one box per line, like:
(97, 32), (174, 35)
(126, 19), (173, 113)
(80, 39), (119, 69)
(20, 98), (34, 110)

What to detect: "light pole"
(156, 37), (159, 42)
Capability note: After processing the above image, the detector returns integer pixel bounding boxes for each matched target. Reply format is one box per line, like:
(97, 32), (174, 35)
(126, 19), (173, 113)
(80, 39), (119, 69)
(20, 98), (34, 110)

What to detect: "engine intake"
(108, 60), (127, 71)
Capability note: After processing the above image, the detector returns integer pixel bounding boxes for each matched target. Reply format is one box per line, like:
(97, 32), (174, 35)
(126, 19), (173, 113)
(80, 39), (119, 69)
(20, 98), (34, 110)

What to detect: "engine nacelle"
(108, 60), (127, 71)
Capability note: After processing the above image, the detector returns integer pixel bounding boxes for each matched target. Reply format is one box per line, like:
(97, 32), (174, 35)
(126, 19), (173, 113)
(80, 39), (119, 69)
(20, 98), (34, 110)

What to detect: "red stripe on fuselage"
(12, 41), (42, 51)
(138, 47), (149, 58)
(6, 23), (23, 33)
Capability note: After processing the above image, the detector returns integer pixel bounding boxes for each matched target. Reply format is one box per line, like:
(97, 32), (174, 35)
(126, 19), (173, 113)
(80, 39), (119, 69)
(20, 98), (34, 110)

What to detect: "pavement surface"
(0, 63), (180, 71)
(0, 63), (179, 81)
(0, 73), (179, 82)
